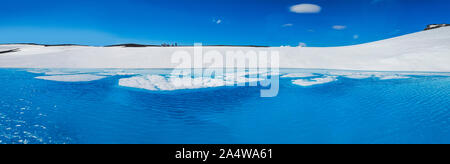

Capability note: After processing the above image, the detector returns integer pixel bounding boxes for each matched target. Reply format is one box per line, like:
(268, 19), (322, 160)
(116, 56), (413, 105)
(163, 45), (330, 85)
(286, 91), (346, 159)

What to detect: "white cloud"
(353, 35), (359, 39)
(212, 18), (222, 24)
(290, 4), (321, 13)
(332, 25), (347, 30)
(298, 42), (307, 47)
(282, 23), (293, 27)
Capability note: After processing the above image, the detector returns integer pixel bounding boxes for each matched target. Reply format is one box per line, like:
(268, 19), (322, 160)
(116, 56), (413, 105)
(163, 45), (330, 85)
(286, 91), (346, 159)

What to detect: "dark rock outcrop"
(424, 24), (450, 31)
(0, 48), (20, 54)
(0, 43), (88, 47)
(44, 44), (87, 47)
(105, 44), (159, 47)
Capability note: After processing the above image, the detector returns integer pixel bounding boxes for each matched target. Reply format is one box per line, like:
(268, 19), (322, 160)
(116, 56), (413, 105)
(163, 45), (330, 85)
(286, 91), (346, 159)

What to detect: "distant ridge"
(424, 24), (450, 31)
(0, 48), (20, 54)
(0, 43), (270, 48)
(44, 44), (89, 47)
(0, 43), (89, 47)
(105, 44), (270, 48)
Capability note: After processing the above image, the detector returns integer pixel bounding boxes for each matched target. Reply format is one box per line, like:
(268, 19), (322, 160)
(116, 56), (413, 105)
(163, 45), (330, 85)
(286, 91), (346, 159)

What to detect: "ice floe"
(35, 74), (106, 82)
(377, 75), (411, 80)
(119, 75), (176, 91)
(44, 71), (76, 75)
(281, 73), (315, 78)
(118, 73), (267, 91)
(328, 72), (375, 79)
(398, 72), (450, 77)
(328, 71), (414, 80)
(292, 76), (338, 87)
(96, 72), (138, 76)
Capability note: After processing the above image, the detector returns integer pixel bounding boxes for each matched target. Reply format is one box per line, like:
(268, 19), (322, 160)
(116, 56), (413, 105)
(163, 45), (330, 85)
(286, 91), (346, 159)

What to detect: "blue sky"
(1, 0), (449, 47)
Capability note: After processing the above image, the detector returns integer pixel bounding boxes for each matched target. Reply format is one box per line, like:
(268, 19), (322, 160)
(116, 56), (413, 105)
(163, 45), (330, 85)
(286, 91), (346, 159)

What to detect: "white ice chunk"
(119, 75), (228, 91)
(378, 75), (411, 80)
(328, 71), (376, 79)
(118, 73), (268, 91)
(344, 74), (373, 79)
(44, 71), (75, 75)
(35, 74), (106, 82)
(292, 76), (338, 87)
(281, 73), (315, 78)
(97, 72), (137, 76)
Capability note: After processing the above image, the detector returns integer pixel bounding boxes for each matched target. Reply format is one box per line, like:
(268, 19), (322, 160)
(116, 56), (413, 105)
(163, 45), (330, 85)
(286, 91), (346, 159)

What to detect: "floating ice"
(399, 72), (450, 77)
(119, 75), (230, 91)
(292, 76), (338, 87)
(27, 69), (98, 75)
(119, 75), (172, 91)
(378, 75), (411, 80)
(96, 72), (137, 76)
(118, 71), (270, 91)
(44, 71), (75, 75)
(328, 71), (376, 79)
(35, 74), (106, 82)
(27, 70), (46, 74)
(344, 74), (373, 79)
(328, 71), (413, 80)
(281, 73), (315, 78)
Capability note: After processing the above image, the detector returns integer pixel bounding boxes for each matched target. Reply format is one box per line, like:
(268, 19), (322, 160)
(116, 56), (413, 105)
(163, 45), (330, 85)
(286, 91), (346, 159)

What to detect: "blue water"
(0, 69), (449, 144)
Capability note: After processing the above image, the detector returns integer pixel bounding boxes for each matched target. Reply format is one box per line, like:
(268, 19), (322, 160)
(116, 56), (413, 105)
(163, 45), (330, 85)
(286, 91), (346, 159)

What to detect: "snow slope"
(1, 27), (450, 72)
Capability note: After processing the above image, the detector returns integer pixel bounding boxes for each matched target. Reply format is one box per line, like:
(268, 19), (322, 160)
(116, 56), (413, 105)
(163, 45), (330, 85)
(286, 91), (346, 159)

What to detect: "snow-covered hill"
(1, 27), (450, 72)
